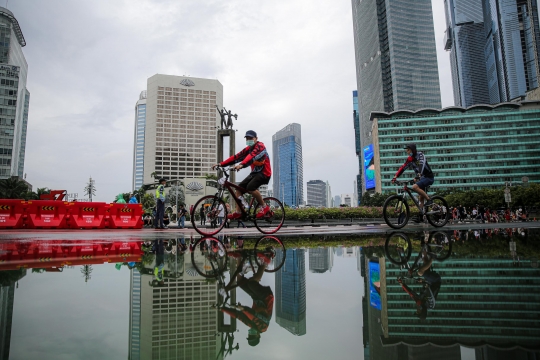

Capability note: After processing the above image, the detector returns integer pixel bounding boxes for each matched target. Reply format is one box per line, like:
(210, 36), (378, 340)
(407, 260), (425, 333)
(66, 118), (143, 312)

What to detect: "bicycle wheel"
(384, 232), (412, 265)
(190, 237), (228, 278)
(425, 195), (449, 227)
(427, 231), (452, 261)
(191, 195), (228, 236)
(252, 236), (286, 272)
(383, 195), (410, 229)
(253, 197), (285, 234)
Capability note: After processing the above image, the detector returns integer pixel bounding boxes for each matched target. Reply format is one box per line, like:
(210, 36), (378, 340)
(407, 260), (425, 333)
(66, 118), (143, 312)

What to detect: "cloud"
(12, 0), (452, 201)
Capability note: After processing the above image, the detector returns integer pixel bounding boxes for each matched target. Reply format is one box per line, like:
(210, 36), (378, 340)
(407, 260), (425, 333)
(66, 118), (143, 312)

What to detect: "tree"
(205, 173), (218, 180)
(166, 185), (185, 208)
(81, 265), (92, 282)
(142, 193), (156, 213)
(84, 177), (96, 202)
(0, 177), (29, 199)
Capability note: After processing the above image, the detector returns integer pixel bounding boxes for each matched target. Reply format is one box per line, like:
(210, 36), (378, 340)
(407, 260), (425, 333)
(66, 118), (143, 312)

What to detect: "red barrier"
(0, 199), (26, 229)
(67, 202), (107, 229)
(25, 200), (69, 229)
(107, 203), (143, 229)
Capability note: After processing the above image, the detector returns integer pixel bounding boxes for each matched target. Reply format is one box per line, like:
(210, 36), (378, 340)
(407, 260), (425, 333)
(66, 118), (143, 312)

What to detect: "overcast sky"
(12, 0), (452, 202)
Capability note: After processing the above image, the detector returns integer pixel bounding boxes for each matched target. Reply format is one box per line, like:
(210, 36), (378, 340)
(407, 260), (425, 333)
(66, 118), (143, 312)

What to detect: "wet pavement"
(0, 225), (539, 360)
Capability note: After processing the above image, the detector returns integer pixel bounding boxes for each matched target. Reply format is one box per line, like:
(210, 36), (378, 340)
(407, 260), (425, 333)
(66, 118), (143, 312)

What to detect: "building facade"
(341, 193), (353, 207)
(444, 0), (490, 107)
(0, 7), (29, 179)
(325, 181), (332, 208)
(334, 195), (341, 208)
(133, 91), (147, 191)
(143, 75), (223, 184)
(483, 0), (540, 103)
(306, 180), (326, 207)
(272, 123), (304, 207)
(275, 248), (306, 336)
(309, 248), (333, 273)
(370, 102), (540, 193)
(351, 0), (441, 194)
(353, 90), (363, 201)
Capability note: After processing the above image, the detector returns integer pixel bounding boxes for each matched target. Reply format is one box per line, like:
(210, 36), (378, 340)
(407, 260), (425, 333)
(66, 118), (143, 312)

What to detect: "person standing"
(178, 204), (188, 229)
(217, 202), (225, 226)
(155, 178), (167, 229)
(199, 206), (206, 226)
(129, 194), (138, 204)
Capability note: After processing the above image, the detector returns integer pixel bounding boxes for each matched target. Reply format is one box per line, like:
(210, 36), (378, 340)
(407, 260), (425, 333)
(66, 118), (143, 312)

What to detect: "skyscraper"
(306, 180), (327, 207)
(334, 195), (341, 207)
(275, 248), (306, 336)
(309, 248), (333, 273)
(483, 0), (540, 103)
(0, 268), (25, 359)
(0, 7), (30, 179)
(444, 0), (490, 107)
(132, 91), (146, 191)
(353, 90), (363, 201)
(272, 123), (303, 207)
(143, 75), (223, 184)
(351, 0), (441, 193)
(325, 181), (332, 209)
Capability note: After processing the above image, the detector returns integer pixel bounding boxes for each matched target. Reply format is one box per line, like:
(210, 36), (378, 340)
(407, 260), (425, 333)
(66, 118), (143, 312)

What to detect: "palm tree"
(0, 177), (30, 199)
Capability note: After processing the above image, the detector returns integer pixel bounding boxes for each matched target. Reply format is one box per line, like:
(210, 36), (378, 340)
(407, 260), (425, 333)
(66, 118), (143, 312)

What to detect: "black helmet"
(158, 178), (167, 183)
(403, 143), (417, 153)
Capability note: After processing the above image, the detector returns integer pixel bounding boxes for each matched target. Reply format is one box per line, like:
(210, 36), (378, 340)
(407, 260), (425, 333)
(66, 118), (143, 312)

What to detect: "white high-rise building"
(0, 7), (30, 179)
(132, 91), (147, 190)
(341, 193), (353, 207)
(326, 181), (332, 208)
(142, 75), (223, 184)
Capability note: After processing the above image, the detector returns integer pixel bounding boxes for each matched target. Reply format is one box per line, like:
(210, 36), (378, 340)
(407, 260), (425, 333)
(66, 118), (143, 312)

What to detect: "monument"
(216, 106), (237, 185)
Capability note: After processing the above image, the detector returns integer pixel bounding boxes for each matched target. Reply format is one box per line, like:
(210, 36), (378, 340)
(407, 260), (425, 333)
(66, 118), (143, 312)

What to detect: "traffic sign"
(504, 188), (510, 194)
(504, 193), (512, 203)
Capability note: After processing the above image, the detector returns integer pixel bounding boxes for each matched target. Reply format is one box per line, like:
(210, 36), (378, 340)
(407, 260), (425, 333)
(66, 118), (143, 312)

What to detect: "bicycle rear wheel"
(427, 231), (452, 261)
(190, 237), (228, 278)
(253, 197), (285, 234)
(191, 195), (228, 236)
(383, 195), (410, 229)
(253, 236), (286, 272)
(425, 195), (449, 227)
(384, 232), (412, 265)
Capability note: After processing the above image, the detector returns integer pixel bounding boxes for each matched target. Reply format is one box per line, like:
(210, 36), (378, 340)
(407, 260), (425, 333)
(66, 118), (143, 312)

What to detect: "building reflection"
(0, 268), (26, 360)
(129, 239), (224, 360)
(362, 229), (540, 360)
(275, 248), (306, 336)
(309, 247), (333, 273)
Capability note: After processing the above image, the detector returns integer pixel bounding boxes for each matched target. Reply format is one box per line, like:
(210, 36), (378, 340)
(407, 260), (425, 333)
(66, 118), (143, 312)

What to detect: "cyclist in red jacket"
(213, 130), (272, 219)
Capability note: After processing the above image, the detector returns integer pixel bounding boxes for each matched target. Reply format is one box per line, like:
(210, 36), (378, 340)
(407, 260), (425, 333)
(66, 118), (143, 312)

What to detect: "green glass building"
(370, 101), (540, 193)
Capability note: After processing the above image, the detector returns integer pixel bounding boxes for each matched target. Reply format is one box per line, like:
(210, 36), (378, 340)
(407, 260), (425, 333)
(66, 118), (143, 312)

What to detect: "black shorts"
(238, 172), (270, 192)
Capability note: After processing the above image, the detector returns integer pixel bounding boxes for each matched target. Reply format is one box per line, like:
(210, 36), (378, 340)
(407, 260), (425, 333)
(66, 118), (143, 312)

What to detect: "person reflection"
(399, 233), (442, 320)
(153, 239), (165, 286)
(221, 256), (274, 347)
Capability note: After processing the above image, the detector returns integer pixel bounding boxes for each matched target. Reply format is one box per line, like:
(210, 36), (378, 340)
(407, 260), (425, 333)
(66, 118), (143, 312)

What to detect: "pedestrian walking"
(199, 206), (206, 226)
(155, 178), (167, 229)
(217, 202), (225, 225)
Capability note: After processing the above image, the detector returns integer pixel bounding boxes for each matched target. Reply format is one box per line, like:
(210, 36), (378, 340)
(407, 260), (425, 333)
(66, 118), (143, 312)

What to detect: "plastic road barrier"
(25, 200), (69, 229)
(67, 202), (107, 229)
(107, 203), (143, 229)
(0, 200), (26, 229)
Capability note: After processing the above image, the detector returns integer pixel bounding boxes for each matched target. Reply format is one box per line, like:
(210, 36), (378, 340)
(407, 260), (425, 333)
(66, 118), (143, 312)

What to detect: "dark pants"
(155, 200), (165, 228)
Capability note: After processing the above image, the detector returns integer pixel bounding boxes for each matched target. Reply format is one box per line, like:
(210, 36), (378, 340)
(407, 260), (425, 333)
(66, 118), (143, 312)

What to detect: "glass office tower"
(272, 123), (304, 207)
(133, 91), (147, 191)
(483, 0), (540, 103)
(0, 7), (29, 179)
(444, 0), (490, 107)
(351, 0), (441, 193)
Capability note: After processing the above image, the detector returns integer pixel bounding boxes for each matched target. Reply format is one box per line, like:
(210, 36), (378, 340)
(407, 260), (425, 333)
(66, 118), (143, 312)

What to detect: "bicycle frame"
(216, 168), (258, 219)
(395, 182), (424, 213)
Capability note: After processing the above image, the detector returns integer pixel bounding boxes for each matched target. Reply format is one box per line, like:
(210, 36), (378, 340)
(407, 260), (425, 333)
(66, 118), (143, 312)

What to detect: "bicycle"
(382, 179), (449, 229)
(189, 236), (286, 279)
(190, 166), (285, 236)
(384, 231), (451, 316)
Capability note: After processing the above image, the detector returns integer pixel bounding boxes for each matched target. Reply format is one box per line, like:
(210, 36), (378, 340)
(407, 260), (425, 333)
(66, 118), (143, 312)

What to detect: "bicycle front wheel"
(191, 195), (228, 236)
(253, 197), (285, 234)
(253, 236), (286, 272)
(383, 195), (410, 229)
(384, 232), (412, 265)
(427, 231), (452, 261)
(426, 195), (449, 227)
(190, 237), (228, 278)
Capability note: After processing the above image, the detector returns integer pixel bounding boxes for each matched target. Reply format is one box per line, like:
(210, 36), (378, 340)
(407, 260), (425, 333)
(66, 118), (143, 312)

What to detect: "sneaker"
(228, 212), (242, 220)
(425, 199), (433, 207)
(256, 206), (270, 219)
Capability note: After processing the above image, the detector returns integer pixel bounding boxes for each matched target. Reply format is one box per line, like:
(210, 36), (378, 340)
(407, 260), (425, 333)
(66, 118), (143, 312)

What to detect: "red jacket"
(220, 141), (272, 178)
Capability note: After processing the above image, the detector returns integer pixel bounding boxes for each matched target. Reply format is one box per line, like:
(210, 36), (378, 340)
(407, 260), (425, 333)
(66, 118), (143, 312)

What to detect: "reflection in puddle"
(0, 228), (539, 359)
